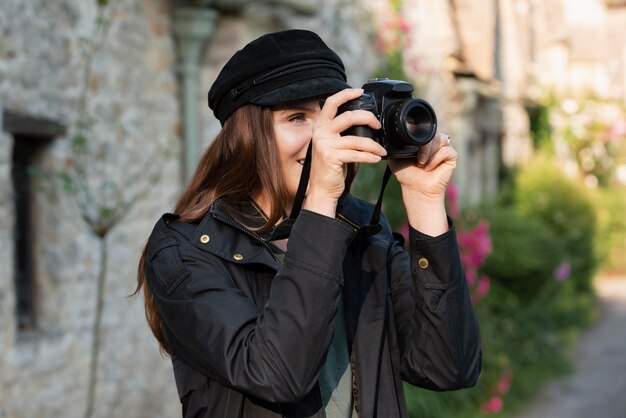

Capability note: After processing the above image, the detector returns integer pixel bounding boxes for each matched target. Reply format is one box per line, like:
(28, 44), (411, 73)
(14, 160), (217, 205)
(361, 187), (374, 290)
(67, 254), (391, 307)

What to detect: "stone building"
(3, 0), (623, 417)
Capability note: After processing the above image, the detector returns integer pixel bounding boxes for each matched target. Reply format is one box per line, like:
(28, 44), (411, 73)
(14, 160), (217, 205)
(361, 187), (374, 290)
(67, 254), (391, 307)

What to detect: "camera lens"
(405, 104), (434, 140)
(385, 99), (437, 147)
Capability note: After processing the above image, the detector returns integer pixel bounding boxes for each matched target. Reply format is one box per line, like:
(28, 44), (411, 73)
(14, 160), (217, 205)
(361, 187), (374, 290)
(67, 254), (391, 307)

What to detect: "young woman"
(135, 29), (481, 418)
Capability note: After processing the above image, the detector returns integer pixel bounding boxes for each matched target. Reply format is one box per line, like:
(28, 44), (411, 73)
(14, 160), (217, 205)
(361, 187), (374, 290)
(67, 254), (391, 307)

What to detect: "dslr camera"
(338, 78), (437, 159)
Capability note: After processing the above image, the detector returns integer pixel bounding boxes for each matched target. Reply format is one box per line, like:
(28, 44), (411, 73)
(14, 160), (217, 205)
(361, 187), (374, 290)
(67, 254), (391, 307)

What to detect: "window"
(2, 109), (63, 332)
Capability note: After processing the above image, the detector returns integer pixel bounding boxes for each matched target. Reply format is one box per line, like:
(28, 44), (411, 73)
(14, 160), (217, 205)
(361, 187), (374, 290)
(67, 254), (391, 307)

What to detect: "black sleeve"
(146, 211), (356, 403)
(388, 219), (482, 390)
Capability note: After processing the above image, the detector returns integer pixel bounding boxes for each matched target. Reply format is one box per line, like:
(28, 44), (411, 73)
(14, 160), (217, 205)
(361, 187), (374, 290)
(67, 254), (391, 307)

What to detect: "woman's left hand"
(388, 132), (457, 236)
(388, 132), (457, 202)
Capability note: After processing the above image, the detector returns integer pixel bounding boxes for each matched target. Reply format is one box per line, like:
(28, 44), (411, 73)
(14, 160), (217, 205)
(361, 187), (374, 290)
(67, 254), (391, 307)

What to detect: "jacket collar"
(183, 199), (280, 269)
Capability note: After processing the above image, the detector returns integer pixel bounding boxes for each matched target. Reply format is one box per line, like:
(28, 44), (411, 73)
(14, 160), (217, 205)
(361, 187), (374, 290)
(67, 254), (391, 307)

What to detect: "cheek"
(275, 128), (310, 164)
(282, 154), (303, 187)
(275, 128), (297, 159)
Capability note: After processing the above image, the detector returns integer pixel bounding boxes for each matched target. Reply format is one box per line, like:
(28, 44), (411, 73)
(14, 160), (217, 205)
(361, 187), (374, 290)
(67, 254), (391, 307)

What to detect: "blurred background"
(0, 0), (624, 417)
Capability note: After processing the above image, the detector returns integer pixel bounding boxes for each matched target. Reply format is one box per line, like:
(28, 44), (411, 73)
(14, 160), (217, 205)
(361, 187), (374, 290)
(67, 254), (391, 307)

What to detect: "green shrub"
(514, 157), (598, 293)
(478, 205), (567, 302)
(403, 279), (581, 418)
(594, 187), (626, 274)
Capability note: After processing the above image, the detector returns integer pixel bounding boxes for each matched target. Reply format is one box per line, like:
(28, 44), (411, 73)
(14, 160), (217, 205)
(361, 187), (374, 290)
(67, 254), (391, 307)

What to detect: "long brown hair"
(134, 103), (358, 355)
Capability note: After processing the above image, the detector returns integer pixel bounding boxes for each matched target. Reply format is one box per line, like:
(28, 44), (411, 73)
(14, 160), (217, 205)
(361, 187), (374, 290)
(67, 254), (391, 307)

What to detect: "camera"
(337, 78), (437, 159)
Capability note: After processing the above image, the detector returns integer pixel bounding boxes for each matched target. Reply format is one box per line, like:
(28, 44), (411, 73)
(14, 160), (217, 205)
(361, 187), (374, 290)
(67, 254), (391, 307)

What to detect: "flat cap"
(208, 29), (350, 125)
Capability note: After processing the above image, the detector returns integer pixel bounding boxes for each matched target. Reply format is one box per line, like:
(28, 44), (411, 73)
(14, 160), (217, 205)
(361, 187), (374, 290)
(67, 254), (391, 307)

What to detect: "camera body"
(338, 78), (437, 159)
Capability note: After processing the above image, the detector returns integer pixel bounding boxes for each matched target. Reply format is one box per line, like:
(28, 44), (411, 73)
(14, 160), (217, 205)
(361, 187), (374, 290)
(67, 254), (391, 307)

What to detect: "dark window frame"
(2, 109), (65, 332)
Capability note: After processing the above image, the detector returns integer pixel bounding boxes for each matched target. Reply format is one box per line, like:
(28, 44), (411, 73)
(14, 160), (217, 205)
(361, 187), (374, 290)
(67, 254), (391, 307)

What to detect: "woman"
(135, 29), (481, 418)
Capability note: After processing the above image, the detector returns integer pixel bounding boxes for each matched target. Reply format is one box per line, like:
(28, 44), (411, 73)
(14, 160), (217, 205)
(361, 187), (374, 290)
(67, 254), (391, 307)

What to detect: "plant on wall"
(39, 2), (166, 417)
(71, 4), (125, 418)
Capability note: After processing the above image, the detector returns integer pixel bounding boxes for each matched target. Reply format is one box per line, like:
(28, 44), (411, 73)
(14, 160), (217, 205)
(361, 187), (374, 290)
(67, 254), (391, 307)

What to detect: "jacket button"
(200, 234), (210, 244)
(233, 253), (244, 261)
(418, 257), (429, 269)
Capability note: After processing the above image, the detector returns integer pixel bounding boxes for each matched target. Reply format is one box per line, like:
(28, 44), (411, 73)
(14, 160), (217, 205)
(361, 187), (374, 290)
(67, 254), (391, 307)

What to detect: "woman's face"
(272, 98), (322, 202)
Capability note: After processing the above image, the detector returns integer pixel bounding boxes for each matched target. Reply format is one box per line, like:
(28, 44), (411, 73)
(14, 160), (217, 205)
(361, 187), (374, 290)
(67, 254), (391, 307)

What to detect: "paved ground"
(514, 275), (626, 418)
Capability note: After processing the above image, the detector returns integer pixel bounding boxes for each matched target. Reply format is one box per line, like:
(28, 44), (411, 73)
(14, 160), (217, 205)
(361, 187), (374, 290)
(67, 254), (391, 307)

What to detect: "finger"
(422, 145), (458, 171)
(416, 139), (434, 165)
(313, 136), (386, 164)
(417, 132), (448, 165)
(331, 109), (382, 133)
(334, 135), (387, 157)
(319, 88), (365, 121)
(332, 148), (384, 164)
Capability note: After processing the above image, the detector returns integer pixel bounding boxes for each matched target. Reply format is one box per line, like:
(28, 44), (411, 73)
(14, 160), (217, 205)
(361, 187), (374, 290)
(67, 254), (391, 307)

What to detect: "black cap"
(208, 29), (351, 125)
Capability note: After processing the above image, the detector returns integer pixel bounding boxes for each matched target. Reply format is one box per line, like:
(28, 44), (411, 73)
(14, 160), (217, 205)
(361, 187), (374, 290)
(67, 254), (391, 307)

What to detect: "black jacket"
(145, 194), (481, 418)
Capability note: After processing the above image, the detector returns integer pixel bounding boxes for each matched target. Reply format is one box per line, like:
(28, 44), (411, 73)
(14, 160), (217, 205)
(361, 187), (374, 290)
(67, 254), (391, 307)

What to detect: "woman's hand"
(388, 133), (458, 235)
(303, 88), (387, 217)
(389, 133), (457, 200)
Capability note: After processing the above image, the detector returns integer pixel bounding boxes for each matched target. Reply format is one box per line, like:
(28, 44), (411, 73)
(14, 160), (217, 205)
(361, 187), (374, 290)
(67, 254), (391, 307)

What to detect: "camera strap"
(356, 164), (392, 238)
(269, 140), (392, 241)
(266, 141), (313, 241)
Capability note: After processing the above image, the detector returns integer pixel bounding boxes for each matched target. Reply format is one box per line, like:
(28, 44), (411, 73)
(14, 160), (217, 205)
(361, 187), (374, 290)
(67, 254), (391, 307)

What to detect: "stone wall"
(0, 0), (180, 417)
(401, 0), (509, 205)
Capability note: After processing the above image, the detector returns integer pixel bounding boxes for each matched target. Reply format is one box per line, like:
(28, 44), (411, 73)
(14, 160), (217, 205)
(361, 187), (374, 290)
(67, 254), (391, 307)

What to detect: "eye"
(288, 113), (306, 123)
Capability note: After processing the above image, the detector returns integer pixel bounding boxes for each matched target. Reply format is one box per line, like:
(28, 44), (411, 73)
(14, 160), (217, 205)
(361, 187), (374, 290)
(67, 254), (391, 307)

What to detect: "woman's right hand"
(303, 88), (387, 217)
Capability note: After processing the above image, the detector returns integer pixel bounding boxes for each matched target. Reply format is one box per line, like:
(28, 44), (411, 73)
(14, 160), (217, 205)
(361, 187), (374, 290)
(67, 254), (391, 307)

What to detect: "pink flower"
(375, 16), (403, 54)
(398, 18), (411, 33)
(480, 396), (504, 414)
(407, 58), (422, 75)
(477, 275), (490, 298)
(470, 274), (490, 304)
(607, 120), (626, 140)
(374, 8), (411, 55)
(554, 261), (571, 281)
(465, 268), (477, 286)
(473, 221), (493, 257)
(444, 182), (494, 304)
(458, 221), (492, 269)
(496, 369), (513, 395)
